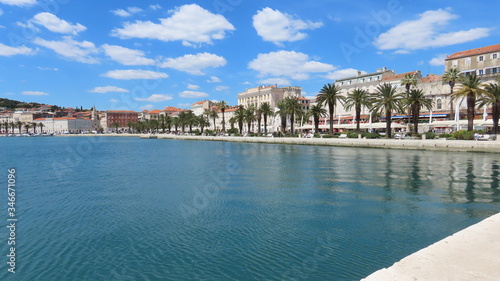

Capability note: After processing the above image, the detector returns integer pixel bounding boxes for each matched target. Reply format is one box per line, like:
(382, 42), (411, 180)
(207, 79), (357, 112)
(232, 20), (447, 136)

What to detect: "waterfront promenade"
(361, 212), (500, 281)
(57, 133), (500, 153)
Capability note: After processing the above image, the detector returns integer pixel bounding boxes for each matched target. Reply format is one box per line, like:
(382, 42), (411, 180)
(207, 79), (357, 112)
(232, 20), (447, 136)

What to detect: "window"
(478, 56), (484, 62)
(493, 68), (498, 74)
(465, 58), (471, 64)
(478, 69), (484, 75)
(492, 53), (498, 60)
(436, 99), (442, 110)
(452, 60), (458, 66)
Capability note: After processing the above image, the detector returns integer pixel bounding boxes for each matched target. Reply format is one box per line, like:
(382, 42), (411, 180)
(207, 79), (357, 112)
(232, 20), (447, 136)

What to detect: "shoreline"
(54, 133), (500, 153)
(361, 212), (500, 281)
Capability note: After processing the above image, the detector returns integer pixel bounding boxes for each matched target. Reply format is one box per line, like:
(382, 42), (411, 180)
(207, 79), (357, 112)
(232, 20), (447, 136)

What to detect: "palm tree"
(206, 109), (218, 132)
(32, 122), (37, 134)
(344, 88), (372, 132)
(405, 89), (434, 135)
(112, 122), (120, 133)
(479, 82), (500, 135)
(452, 73), (487, 131)
(244, 105), (256, 134)
(443, 68), (460, 119)
(218, 101), (228, 133)
(309, 104), (327, 133)
(372, 83), (405, 138)
(285, 97), (303, 134)
(400, 73), (418, 93)
(178, 111), (187, 133)
(16, 121), (23, 134)
(234, 105), (246, 134)
(38, 122), (44, 134)
(185, 111), (196, 133)
(198, 115), (209, 134)
(10, 122), (15, 134)
(229, 116), (236, 130)
(255, 106), (262, 135)
(317, 83), (345, 135)
(159, 115), (166, 133)
(259, 102), (274, 135)
(172, 117), (179, 132)
(276, 100), (288, 134)
(23, 123), (31, 134)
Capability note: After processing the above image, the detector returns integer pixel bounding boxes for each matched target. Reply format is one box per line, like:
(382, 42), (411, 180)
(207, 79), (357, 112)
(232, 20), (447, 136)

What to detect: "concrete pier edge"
(56, 133), (500, 153)
(361, 212), (500, 281)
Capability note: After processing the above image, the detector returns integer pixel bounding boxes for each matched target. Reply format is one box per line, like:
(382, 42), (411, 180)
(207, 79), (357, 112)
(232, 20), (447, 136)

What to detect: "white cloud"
(0, 0), (36, 7)
(101, 69), (169, 80)
(253, 7), (323, 45)
(207, 76), (221, 83)
(159, 52), (226, 75)
(22, 91), (48, 96)
(187, 84), (200, 90)
(179, 90), (209, 98)
(37, 66), (58, 71)
(150, 4), (161, 10)
(139, 104), (154, 111)
(34, 36), (99, 64)
(0, 43), (34, 56)
(215, 85), (229, 91)
(102, 44), (156, 66)
(429, 54), (447, 66)
(257, 78), (291, 86)
(135, 94), (173, 102)
(111, 7), (143, 17)
(0, 9), (3, 15)
(89, 86), (129, 93)
(325, 68), (366, 80)
(111, 4), (235, 47)
(110, 99), (118, 103)
(374, 9), (491, 52)
(178, 103), (191, 108)
(249, 50), (334, 80)
(31, 12), (86, 35)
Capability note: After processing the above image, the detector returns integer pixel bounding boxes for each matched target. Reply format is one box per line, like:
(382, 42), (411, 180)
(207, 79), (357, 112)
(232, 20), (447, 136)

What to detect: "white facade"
(35, 118), (94, 134)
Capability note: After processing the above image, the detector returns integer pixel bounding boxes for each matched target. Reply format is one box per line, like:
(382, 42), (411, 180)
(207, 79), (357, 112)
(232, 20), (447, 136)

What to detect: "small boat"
(140, 134), (157, 139)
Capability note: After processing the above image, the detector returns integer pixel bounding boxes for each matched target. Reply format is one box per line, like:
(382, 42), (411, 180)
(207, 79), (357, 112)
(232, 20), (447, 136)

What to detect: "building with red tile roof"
(445, 43), (500, 78)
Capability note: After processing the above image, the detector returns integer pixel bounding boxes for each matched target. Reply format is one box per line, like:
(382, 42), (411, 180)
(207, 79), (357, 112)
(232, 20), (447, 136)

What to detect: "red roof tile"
(421, 74), (442, 83)
(446, 44), (500, 60)
(148, 110), (161, 114)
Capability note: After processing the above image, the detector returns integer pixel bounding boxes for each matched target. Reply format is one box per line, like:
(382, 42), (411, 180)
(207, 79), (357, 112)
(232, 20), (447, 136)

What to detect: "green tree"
(452, 74), (487, 131)
(23, 123), (31, 134)
(244, 105), (256, 134)
(404, 89), (434, 135)
(198, 115), (209, 134)
(372, 83), (405, 138)
(479, 82), (500, 135)
(16, 121), (23, 134)
(309, 104), (327, 133)
(38, 122), (44, 134)
(185, 111), (196, 133)
(259, 102), (274, 135)
(255, 106), (262, 135)
(234, 105), (245, 134)
(218, 101), (228, 133)
(276, 100), (288, 133)
(285, 97), (303, 134)
(344, 88), (372, 132)
(400, 73), (418, 92)
(205, 109), (218, 132)
(317, 83), (345, 135)
(443, 68), (460, 119)
(178, 111), (187, 133)
(112, 122), (120, 133)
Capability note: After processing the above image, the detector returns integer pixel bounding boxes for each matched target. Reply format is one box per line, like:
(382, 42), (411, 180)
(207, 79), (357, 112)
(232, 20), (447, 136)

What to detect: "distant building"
(34, 117), (94, 134)
(104, 110), (139, 132)
(146, 109), (161, 120)
(238, 85), (302, 109)
(160, 106), (182, 117)
(191, 100), (214, 116)
(445, 43), (500, 80)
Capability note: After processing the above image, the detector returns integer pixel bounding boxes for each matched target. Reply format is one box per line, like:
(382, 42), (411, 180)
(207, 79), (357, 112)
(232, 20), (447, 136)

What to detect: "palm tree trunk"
(355, 105), (361, 132)
(328, 104), (334, 135)
(290, 112), (295, 133)
(413, 106), (419, 135)
(263, 114), (268, 134)
(386, 109), (392, 138)
(467, 94), (475, 131)
(222, 111), (226, 133)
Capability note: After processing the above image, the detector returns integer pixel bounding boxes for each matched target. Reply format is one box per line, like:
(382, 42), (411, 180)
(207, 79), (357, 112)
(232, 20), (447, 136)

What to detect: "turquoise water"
(1, 136), (499, 281)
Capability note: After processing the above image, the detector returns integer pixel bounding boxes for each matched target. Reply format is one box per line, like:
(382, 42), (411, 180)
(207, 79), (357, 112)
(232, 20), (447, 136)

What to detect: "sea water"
(0, 136), (499, 280)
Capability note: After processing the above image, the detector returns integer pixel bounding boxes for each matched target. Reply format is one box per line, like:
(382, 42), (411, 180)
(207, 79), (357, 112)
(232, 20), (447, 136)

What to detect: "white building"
(34, 117), (95, 134)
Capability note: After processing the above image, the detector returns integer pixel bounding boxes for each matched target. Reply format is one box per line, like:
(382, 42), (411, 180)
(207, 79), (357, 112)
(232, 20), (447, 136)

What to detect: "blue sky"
(0, 0), (498, 111)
